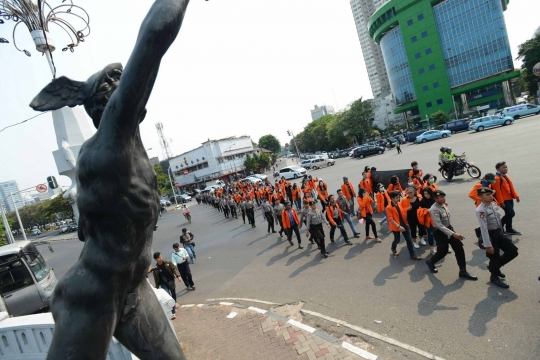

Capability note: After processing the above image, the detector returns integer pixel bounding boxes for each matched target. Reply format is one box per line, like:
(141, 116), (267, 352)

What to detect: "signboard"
(295, 140), (302, 145)
(285, 143), (289, 148)
(183, 170), (188, 175)
(467, 88), (501, 101)
(36, 184), (48, 193)
(533, 62), (540, 77)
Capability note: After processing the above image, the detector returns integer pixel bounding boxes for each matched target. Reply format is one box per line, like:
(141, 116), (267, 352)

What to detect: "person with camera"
(180, 228), (196, 264)
(149, 252), (182, 320)
(172, 243), (196, 291)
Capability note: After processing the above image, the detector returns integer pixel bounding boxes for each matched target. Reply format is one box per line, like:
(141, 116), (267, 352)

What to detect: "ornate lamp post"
(1, 0), (93, 221)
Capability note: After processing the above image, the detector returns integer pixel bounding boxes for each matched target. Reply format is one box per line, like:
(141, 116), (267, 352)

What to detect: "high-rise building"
(310, 105), (335, 121)
(0, 180), (23, 212)
(368, 0), (519, 127)
(350, 0), (391, 98)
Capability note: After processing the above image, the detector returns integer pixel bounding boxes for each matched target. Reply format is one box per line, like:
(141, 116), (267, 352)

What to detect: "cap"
(319, 178), (323, 181)
(343, 176), (348, 180)
(477, 187), (493, 195)
(433, 190), (446, 197)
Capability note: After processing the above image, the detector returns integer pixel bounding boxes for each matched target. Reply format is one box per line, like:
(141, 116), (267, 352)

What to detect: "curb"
(180, 301), (382, 360)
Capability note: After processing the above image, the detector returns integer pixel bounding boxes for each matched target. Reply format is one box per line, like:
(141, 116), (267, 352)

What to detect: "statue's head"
(30, 63), (123, 128)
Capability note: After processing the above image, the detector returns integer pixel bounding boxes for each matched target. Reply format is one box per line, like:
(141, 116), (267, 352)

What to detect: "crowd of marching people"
(196, 159), (521, 288)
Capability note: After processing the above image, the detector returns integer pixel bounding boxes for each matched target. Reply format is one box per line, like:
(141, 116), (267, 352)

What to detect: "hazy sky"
(0, 0), (537, 192)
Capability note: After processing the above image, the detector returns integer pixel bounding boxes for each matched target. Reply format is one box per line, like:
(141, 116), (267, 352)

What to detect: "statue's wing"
(29, 76), (86, 111)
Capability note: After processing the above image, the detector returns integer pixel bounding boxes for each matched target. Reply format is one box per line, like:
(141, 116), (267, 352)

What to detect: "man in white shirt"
(172, 243), (195, 291)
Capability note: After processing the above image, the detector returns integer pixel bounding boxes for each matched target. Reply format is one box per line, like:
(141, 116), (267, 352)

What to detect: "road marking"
(287, 319), (315, 333)
(207, 297), (279, 305)
(197, 304), (205, 307)
(219, 302), (234, 306)
(301, 309), (446, 360)
(342, 341), (379, 360)
(248, 306), (267, 314)
(181, 304), (195, 307)
(227, 312), (238, 319)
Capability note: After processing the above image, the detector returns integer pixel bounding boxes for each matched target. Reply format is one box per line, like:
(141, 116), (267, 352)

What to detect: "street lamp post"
(1, 0), (93, 222)
(287, 130), (301, 162)
(9, 192), (27, 241)
(167, 166), (179, 206)
(0, 203), (15, 244)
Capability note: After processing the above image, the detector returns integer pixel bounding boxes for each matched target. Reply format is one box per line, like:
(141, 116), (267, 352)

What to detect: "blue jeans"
(425, 227), (434, 246)
(184, 243), (196, 263)
(294, 199), (301, 210)
(391, 227), (415, 257)
(160, 280), (177, 314)
(501, 200), (516, 232)
(380, 209), (387, 225)
(343, 213), (358, 235)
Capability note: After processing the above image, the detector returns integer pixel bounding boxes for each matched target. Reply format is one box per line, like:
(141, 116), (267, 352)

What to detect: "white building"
(310, 105), (335, 121)
(169, 136), (261, 190)
(350, 0), (391, 98)
(369, 92), (404, 129)
(0, 180), (23, 212)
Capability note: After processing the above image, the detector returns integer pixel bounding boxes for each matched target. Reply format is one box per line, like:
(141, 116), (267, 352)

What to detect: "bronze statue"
(30, 0), (191, 359)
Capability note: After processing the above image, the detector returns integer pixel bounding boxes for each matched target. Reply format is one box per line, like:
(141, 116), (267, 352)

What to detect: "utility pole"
(10, 192), (27, 241)
(287, 130), (301, 162)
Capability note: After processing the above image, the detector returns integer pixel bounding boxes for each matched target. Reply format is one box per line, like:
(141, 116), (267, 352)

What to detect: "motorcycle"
(439, 152), (481, 180)
(183, 207), (192, 224)
(273, 171), (279, 178)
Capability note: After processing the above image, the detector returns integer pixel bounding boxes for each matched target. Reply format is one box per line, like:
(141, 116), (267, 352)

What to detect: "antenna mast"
(155, 122), (173, 160)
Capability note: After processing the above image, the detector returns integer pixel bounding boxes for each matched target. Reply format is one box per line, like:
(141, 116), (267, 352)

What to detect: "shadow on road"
(343, 238), (377, 260)
(289, 254), (324, 278)
(285, 244), (317, 266)
(266, 243), (294, 266)
(247, 234), (270, 246)
(417, 276), (464, 316)
(257, 238), (285, 257)
(373, 249), (420, 286)
(468, 286), (518, 337)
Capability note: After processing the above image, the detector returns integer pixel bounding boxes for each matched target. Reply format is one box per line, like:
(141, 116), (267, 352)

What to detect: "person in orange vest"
(386, 191), (422, 259)
(325, 195), (352, 245)
(375, 184), (391, 226)
(282, 201), (303, 249)
(401, 186), (425, 249)
(316, 179), (329, 212)
(357, 188), (381, 242)
(468, 173), (496, 207)
(387, 175), (403, 194)
(418, 187), (436, 255)
(421, 173), (438, 192)
(409, 161), (423, 179)
(492, 162), (521, 235)
(359, 172), (373, 197)
(291, 183), (301, 210)
(340, 176), (356, 216)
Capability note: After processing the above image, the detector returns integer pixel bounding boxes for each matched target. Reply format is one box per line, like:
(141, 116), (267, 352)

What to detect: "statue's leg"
(114, 280), (186, 360)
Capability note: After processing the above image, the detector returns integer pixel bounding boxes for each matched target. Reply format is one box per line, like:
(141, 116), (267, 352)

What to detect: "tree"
(258, 135), (281, 154)
(326, 115), (351, 150)
(154, 164), (172, 195)
(336, 98), (375, 144)
(431, 110), (449, 126)
(516, 33), (540, 97)
(257, 153), (271, 171)
(244, 154), (259, 172)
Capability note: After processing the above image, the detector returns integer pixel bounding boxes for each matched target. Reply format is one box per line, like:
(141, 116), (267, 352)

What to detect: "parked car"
(253, 174), (268, 182)
(300, 159), (313, 169)
(468, 115), (514, 132)
(279, 165), (307, 180)
(405, 130), (426, 143)
(58, 226), (70, 234)
(188, 189), (201, 197)
(502, 103), (540, 120)
(174, 194), (192, 203)
(31, 229), (41, 236)
(243, 176), (262, 184)
(69, 223), (78, 232)
(309, 157), (335, 169)
(160, 199), (172, 207)
(349, 147), (361, 157)
(438, 119), (470, 134)
(353, 145), (385, 159)
(415, 130), (451, 143)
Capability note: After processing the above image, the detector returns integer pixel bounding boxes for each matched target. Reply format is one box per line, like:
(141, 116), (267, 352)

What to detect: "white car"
(349, 147), (360, 157)
(242, 176), (262, 184)
(279, 165), (307, 180)
(253, 174), (268, 182)
(300, 159), (313, 169)
(309, 157), (335, 169)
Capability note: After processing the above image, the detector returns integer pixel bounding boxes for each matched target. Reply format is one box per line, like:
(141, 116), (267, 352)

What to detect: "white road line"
(248, 306), (267, 314)
(219, 302), (234, 306)
(287, 319), (316, 333)
(227, 312), (238, 319)
(301, 309), (446, 360)
(342, 341), (379, 360)
(181, 304), (195, 307)
(197, 304), (205, 307)
(207, 297), (279, 305)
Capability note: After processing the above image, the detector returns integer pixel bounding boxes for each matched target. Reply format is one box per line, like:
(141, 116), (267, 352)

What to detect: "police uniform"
(227, 198), (238, 219)
(261, 202), (276, 233)
(273, 203), (285, 236)
(221, 198), (230, 218)
(427, 190), (476, 279)
(299, 206), (315, 244)
(306, 208), (329, 256)
(245, 199), (256, 227)
(475, 187), (518, 287)
(238, 201), (247, 224)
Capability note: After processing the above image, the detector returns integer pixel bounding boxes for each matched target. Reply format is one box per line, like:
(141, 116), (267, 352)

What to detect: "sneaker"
(289, 240), (294, 246)
(353, 233), (360, 238)
(419, 239), (427, 246)
(413, 242), (420, 249)
(190, 286), (196, 290)
(506, 229), (522, 235)
(298, 245), (304, 249)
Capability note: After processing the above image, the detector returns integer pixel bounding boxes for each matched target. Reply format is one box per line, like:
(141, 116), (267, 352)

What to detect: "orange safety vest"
(291, 188), (301, 201)
(493, 173), (519, 203)
(282, 209), (300, 229)
(317, 183), (329, 201)
(386, 203), (408, 232)
(325, 204), (343, 225)
(359, 178), (372, 194)
(387, 183), (403, 194)
(341, 183), (356, 200)
(356, 195), (374, 217)
(375, 191), (391, 213)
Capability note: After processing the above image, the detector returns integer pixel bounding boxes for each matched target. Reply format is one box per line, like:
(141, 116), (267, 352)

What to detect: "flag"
(371, 169), (410, 190)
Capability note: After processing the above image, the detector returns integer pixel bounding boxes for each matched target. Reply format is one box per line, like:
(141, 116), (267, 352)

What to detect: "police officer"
(238, 199), (247, 224)
(261, 199), (276, 234)
(305, 200), (330, 258)
(227, 197), (238, 219)
(299, 200), (315, 244)
(245, 198), (257, 228)
(221, 196), (230, 219)
(444, 147), (456, 182)
(426, 190), (477, 280)
(273, 198), (286, 237)
(476, 187), (518, 288)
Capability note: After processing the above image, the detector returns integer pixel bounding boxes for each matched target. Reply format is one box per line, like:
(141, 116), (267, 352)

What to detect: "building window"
(429, 64), (436, 70)
(415, 52), (421, 59)
(417, 14), (424, 21)
(433, 82), (440, 88)
(407, 19), (413, 26)
(437, 99), (444, 105)
(426, 102), (433, 108)
(422, 31), (428, 38)
(425, 48), (432, 55)
(419, 68), (425, 74)
(422, 85), (429, 92)
(411, 36), (417, 43)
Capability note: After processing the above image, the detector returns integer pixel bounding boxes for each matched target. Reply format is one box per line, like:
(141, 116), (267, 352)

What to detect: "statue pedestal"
(51, 107), (95, 221)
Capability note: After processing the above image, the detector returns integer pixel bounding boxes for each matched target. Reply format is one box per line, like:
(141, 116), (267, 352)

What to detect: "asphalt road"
(41, 114), (540, 360)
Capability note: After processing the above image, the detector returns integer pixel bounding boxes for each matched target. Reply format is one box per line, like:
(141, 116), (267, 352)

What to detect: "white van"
(502, 103), (539, 120)
(279, 165), (307, 180)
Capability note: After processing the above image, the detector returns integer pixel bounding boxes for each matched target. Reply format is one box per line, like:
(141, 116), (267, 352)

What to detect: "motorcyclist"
(438, 147), (447, 168)
(444, 147), (456, 182)
(181, 204), (191, 224)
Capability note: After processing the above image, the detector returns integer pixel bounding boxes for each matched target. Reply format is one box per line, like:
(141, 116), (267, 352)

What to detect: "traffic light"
(47, 176), (58, 189)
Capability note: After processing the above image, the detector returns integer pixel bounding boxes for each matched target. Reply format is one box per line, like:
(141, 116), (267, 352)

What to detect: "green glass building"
(368, 0), (519, 126)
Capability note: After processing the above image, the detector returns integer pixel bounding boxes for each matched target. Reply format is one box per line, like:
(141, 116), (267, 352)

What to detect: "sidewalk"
(174, 303), (380, 360)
